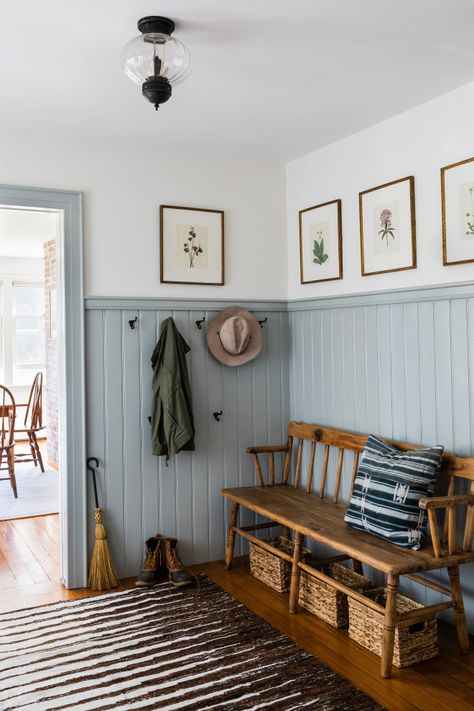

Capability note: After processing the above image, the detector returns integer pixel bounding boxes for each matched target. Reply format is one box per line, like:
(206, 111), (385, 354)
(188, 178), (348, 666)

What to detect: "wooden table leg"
(381, 573), (399, 678)
(289, 532), (304, 614)
(448, 565), (469, 654)
(225, 503), (239, 570)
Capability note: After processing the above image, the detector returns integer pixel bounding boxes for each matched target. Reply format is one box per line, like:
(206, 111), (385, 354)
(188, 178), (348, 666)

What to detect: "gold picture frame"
(441, 156), (474, 266)
(298, 199), (343, 284)
(359, 176), (416, 277)
(160, 205), (225, 286)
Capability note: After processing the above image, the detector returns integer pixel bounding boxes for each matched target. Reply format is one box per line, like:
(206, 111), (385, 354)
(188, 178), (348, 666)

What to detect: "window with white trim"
(0, 279), (45, 386)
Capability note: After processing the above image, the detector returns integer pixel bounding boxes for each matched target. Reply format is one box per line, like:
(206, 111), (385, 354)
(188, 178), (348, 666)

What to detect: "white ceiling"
(0, 209), (58, 258)
(1, 1), (474, 160)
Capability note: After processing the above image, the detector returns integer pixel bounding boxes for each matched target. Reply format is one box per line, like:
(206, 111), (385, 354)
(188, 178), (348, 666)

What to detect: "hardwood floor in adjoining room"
(1, 523), (473, 711)
(0, 514), (133, 613)
(0, 514), (61, 612)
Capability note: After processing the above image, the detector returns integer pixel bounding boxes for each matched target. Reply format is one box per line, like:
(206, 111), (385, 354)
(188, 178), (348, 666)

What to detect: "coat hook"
(196, 316), (206, 330)
(258, 317), (268, 328)
(129, 316), (138, 330)
(213, 410), (223, 422)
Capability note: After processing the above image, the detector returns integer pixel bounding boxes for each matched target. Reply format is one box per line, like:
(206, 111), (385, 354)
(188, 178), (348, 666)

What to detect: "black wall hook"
(258, 317), (268, 328)
(196, 317), (206, 330)
(213, 410), (223, 422)
(129, 316), (138, 330)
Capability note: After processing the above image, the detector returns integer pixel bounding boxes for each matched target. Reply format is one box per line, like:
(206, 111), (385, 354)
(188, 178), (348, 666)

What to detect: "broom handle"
(87, 457), (100, 509)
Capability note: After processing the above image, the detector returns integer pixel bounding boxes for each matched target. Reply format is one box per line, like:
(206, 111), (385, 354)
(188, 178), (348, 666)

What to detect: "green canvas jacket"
(150, 317), (195, 459)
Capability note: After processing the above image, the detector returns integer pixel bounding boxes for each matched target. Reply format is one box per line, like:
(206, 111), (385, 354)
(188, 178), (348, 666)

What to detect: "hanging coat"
(150, 317), (195, 459)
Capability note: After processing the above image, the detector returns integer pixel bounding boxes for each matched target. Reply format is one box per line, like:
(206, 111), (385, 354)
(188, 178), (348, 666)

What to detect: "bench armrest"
(247, 445), (288, 455)
(420, 494), (474, 557)
(419, 494), (474, 509)
(247, 444), (289, 486)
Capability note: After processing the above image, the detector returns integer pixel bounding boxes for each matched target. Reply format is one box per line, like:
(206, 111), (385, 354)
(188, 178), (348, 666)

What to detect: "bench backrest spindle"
(306, 440), (317, 494)
(320, 444), (330, 498)
(294, 439), (304, 488)
(282, 436), (293, 485)
(333, 448), (344, 503)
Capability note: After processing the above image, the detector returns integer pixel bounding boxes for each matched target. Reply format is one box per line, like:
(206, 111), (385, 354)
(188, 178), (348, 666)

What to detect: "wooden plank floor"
(0, 516), (473, 710)
(195, 559), (474, 711)
(0, 514), (133, 612)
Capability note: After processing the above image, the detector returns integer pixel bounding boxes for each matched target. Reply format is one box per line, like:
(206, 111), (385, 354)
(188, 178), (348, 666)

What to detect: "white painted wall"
(3, 82), (474, 304)
(287, 81), (474, 300)
(0, 134), (287, 300)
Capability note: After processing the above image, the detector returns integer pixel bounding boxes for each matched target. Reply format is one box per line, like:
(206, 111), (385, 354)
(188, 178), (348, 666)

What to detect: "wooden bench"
(221, 422), (474, 678)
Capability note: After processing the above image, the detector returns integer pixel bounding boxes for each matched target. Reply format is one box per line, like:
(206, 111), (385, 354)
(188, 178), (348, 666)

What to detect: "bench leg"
(381, 573), (399, 678)
(289, 532), (304, 614)
(352, 559), (364, 575)
(448, 565), (469, 654)
(225, 503), (239, 570)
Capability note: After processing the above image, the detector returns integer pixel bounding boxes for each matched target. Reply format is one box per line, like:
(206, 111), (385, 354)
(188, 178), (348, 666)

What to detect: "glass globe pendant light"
(122, 16), (191, 110)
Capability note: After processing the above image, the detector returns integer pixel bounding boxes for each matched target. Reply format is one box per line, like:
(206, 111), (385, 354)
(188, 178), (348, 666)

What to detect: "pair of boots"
(136, 535), (195, 588)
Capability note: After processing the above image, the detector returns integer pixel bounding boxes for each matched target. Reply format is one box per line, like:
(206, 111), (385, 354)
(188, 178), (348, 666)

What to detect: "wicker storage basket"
(248, 537), (312, 593)
(348, 587), (438, 667)
(298, 562), (372, 628)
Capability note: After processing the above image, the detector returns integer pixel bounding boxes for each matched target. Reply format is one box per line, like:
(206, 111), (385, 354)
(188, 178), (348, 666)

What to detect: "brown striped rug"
(0, 577), (382, 710)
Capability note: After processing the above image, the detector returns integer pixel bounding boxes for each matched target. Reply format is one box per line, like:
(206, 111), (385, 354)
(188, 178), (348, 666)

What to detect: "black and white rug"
(0, 577), (382, 710)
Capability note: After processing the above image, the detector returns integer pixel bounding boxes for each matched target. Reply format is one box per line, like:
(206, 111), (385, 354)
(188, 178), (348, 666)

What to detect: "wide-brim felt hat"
(207, 306), (263, 366)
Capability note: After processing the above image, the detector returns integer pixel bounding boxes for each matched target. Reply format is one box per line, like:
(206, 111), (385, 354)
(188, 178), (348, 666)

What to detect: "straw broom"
(87, 457), (119, 591)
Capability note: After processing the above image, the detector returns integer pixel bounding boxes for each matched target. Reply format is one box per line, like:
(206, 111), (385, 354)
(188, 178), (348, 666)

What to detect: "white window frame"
(0, 276), (45, 386)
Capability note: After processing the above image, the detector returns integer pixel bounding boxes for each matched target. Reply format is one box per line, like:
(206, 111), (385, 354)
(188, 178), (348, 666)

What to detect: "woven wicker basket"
(248, 537), (312, 593)
(348, 587), (438, 667)
(298, 563), (372, 628)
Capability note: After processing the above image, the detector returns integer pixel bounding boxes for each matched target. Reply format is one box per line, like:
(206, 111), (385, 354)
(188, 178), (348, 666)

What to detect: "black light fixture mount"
(122, 16), (191, 111)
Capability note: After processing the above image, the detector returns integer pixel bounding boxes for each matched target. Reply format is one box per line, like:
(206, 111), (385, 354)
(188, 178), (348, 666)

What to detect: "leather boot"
(163, 537), (196, 587)
(135, 535), (165, 587)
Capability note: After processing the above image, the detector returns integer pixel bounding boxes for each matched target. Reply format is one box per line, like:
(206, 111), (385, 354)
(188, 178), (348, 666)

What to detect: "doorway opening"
(0, 206), (64, 588)
(0, 186), (85, 596)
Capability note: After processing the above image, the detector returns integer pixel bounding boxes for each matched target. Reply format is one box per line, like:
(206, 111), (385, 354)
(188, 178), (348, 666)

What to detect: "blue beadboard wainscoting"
(85, 297), (290, 578)
(288, 281), (474, 632)
(85, 283), (474, 632)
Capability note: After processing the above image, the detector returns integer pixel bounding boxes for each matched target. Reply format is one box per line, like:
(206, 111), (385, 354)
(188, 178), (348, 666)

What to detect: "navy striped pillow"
(344, 435), (444, 549)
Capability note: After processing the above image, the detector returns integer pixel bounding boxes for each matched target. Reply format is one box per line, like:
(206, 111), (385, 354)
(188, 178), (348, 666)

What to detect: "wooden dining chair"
(14, 372), (46, 473)
(0, 385), (17, 498)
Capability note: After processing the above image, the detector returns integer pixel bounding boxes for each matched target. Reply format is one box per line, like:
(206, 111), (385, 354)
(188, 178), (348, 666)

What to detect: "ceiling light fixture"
(122, 16), (191, 111)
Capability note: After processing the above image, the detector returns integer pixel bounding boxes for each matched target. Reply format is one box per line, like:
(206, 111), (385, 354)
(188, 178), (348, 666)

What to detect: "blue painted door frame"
(0, 185), (86, 588)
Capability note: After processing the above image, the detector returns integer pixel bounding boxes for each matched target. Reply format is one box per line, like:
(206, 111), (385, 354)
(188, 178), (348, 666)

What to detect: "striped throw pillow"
(344, 435), (444, 550)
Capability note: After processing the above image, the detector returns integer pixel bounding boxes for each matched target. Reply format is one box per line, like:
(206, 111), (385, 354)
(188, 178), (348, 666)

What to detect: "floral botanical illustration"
(313, 231), (328, 265)
(378, 208), (396, 245)
(465, 186), (474, 237)
(183, 226), (204, 267)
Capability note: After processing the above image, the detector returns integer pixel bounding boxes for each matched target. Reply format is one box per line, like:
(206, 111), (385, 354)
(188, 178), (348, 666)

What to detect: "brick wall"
(43, 239), (59, 469)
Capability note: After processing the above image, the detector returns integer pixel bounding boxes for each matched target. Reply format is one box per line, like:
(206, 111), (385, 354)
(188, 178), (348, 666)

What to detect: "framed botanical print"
(359, 176), (416, 276)
(299, 199), (343, 284)
(441, 156), (474, 266)
(160, 205), (224, 285)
